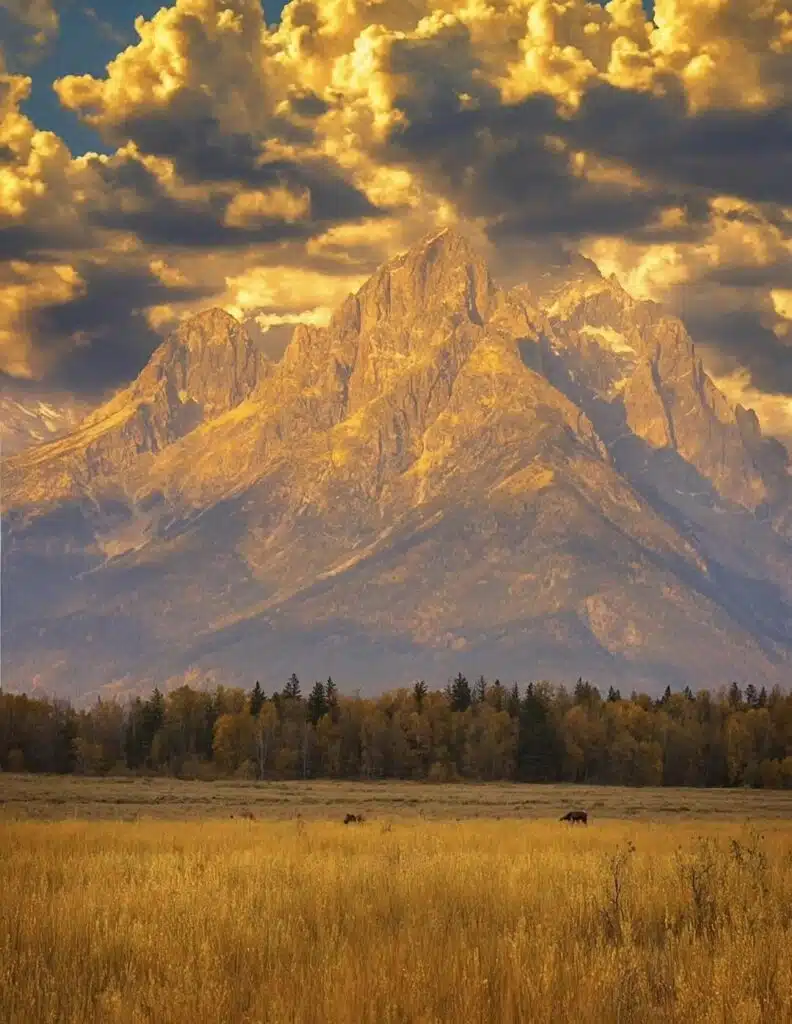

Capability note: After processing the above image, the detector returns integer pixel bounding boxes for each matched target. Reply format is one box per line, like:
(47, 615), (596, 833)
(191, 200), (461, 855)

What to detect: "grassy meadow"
(2, 777), (792, 1023)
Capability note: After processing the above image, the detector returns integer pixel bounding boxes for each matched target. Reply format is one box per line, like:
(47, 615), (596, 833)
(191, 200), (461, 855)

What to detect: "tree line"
(1, 675), (791, 788)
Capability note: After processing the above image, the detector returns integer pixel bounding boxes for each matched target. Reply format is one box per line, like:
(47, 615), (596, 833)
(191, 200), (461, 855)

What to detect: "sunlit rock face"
(3, 231), (792, 699)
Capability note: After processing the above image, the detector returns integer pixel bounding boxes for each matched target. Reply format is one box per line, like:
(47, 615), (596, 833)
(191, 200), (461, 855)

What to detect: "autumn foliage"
(2, 676), (791, 788)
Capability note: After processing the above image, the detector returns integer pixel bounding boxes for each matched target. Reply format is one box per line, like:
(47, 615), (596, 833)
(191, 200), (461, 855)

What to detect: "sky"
(0, 0), (791, 440)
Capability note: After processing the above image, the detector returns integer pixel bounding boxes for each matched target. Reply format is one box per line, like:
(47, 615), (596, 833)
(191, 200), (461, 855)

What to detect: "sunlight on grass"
(2, 818), (791, 1023)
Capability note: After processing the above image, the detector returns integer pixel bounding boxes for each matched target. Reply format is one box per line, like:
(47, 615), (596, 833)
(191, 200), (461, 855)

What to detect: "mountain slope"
(3, 230), (792, 698)
(0, 389), (92, 456)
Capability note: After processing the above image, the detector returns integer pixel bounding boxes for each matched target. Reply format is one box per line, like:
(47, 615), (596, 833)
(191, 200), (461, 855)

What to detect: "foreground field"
(2, 814), (792, 1023)
(4, 773), (792, 821)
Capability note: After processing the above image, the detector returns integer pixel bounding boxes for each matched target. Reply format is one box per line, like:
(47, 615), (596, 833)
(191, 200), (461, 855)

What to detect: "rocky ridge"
(2, 229), (791, 698)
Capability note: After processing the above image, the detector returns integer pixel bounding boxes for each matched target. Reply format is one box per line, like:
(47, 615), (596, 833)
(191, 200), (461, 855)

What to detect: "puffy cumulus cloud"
(0, 57), (84, 259)
(2, 0), (792, 440)
(55, 0), (271, 152)
(651, 0), (792, 111)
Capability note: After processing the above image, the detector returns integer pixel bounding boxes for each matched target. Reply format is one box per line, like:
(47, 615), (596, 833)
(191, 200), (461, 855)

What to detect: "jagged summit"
(2, 304), (268, 507)
(134, 305), (265, 415)
(353, 226), (496, 330)
(3, 230), (792, 697)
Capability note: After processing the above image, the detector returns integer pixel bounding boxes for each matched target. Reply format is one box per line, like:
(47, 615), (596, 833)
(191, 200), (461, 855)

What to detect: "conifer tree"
(412, 680), (428, 711)
(450, 673), (472, 712)
(307, 681), (328, 725)
(250, 681), (265, 717)
(326, 677), (339, 722)
(516, 684), (559, 782)
(283, 673), (302, 700)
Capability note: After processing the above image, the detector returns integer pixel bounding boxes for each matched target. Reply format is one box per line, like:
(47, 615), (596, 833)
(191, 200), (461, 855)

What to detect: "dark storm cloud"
(383, 68), (792, 396)
(114, 106), (266, 183)
(30, 261), (210, 393)
(286, 89), (329, 119)
(682, 305), (792, 397)
(82, 149), (385, 250)
(386, 71), (792, 241)
(386, 94), (689, 241)
(568, 83), (792, 208)
(701, 263), (792, 290)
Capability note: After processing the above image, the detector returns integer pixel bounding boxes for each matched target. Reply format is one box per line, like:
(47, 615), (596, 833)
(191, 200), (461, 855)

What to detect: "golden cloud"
(0, 0), (790, 438)
(0, 261), (85, 377)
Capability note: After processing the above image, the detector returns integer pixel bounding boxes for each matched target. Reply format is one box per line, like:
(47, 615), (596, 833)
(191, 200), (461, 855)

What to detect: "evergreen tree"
(744, 683), (759, 708)
(52, 701), (78, 774)
(728, 681), (743, 709)
(607, 686), (622, 703)
(450, 673), (472, 713)
(516, 684), (559, 782)
(124, 698), (145, 768)
(574, 678), (601, 706)
(506, 683), (521, 718)
(326, 677), (339, 722)
(283, 673), (302, 700)
(472, 676), (488, 704)
(757, 686), (768, 708)
(307, 681), (328, 725)
(139, 688), (165, 768)
(683, 686), (695, 702)
(412, 680), (428, 711)
(250, 681), (265, 717)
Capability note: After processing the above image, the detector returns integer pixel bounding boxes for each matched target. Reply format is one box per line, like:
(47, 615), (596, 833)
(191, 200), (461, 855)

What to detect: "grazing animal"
(560, 810), (588, 825)
(344, 813), (364, 824)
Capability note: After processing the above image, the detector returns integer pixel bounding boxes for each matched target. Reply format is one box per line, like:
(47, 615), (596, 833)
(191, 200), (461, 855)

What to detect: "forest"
(1, 675), (791, 788)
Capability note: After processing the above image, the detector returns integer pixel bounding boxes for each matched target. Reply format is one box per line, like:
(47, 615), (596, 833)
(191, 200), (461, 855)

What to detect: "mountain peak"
(354, 226), (496, 331)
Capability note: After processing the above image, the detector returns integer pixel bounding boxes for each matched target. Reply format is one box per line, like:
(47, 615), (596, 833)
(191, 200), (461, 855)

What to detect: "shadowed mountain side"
(2, 229), (792, 696)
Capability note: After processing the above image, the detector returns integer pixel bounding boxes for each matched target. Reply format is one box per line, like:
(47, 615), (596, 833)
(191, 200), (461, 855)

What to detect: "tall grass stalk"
(1, 819), (791, 1023)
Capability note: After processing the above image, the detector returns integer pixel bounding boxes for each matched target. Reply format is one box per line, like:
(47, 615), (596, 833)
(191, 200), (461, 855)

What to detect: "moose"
(560, 810), (588, 825)
(343, 813), (365, 824)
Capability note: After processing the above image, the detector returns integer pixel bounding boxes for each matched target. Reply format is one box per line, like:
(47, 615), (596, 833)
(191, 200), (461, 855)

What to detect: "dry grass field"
(2, 777), (792, 1023)
(4, 773), (792, 822)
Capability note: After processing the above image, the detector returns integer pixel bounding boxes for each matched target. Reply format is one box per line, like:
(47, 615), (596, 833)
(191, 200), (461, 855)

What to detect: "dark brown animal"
(344, 813), (364, 824)
(560, 810), (588, 825)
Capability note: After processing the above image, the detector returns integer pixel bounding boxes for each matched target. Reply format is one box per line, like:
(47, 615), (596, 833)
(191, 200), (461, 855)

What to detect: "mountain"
(2, 229), (792, 700)
(0, 388), (93, 456)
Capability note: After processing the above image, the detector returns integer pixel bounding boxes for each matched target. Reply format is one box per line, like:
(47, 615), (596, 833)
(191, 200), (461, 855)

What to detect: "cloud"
(0, 0), (791, 437)
(0, 0), (59, 59)
(583, 197), (792, 398)
(54, 0), (275, 158)
(28, 257), (210, 393)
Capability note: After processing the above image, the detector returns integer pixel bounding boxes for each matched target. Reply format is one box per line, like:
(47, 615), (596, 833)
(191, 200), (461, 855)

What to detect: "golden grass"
(2, 817), (792, 1024)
